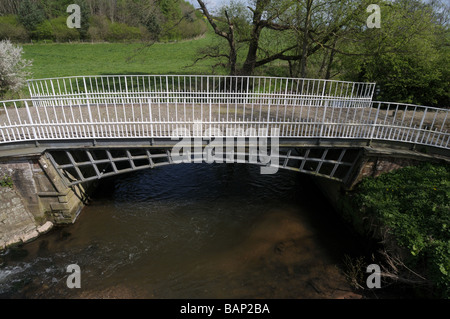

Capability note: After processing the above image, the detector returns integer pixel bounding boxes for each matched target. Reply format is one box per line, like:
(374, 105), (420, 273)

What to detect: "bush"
(178, 18), (207, 40)
(87, 16), (143, 42)
(107, 22), (142, 42)
(50, 17), (80, 42)
(0, 40), (32, 96)
(18, 0), (46, 32)
(0, 15), (29, 42)
(32, 20), (53, 41)
(352, 163), (450, 298)
(87, 16), (110, 42)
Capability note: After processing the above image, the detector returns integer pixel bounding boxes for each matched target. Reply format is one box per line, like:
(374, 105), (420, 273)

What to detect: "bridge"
(0, 75), (449, 232)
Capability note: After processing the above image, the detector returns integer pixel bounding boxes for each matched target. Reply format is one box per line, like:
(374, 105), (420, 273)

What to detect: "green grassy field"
(22, 32), (223, 80)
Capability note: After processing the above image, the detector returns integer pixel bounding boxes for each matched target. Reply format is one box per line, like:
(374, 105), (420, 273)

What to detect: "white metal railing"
(0, 89), (449, 150)
(27, 75), (376, 109)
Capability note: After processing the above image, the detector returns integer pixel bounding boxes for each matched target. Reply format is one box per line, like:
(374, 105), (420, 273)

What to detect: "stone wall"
(346, 147), (449, 190)
(0, 154), (93, 251)
(0, 185), (53, 250)
(350, 157), (420, 188)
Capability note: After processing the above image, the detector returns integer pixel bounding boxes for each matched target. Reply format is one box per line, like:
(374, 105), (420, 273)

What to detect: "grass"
(22, 31), (225, 80)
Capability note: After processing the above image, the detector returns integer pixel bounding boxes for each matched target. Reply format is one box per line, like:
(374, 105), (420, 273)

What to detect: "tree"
(0, 40), (32, 96)
(78, 0), (91, 40)
(340, 0), (450, 107)
(0, 0), (20, 15)
(196, 0), (373, 76)
(196, 0), (240, 74)
(18, 0), (46, 31)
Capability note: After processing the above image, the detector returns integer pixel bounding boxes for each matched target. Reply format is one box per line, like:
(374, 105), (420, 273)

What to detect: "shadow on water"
(1, 163), (377, 299)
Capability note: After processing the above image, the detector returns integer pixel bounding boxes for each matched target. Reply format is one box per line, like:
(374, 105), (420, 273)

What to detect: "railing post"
(50, 79), (58, 107)
(125, 76), (129, 104)
(207, 76), (212, 133)
(27, 81), (36, 108)
(370, 102), (381, 142)
(82, 77), (93, 120)
(83, 76), (94, 139)
(414, 108), (427, 146)
(166, 75), (170, 105)
(246, 76), (250, 106)
(320, 100), (327, 138)
(24, 100), (37, 142)
(321, 80), (326, 107)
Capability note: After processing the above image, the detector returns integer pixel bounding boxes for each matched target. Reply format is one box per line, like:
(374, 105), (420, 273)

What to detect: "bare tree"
(196, 0), (239, 75)
(196, 0), (372, 76)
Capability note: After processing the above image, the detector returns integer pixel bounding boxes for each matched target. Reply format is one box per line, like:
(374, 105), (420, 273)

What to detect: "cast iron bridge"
(0, 75), (449, 188)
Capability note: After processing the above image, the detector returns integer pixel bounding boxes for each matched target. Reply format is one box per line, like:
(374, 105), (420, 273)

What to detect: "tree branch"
(197, 0), (229, 39)
(254, 45), (299, 67)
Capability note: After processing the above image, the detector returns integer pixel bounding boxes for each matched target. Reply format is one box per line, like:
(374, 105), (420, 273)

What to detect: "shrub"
(178, 18), (207, 40)
(0, 15), (29, 42)
(352, 163), (450, 298)
(107, 22), (142, 42)
(32, 20), (53, 41)
(50, 17), (80, 42)
(87, 17), (143, 42)
(18, 0), (46, 32)
(0, 40), (32, 96)
(87, 16), (111, 42)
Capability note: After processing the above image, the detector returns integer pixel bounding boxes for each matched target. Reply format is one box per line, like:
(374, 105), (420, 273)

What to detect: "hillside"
(0, 0), (207, 43)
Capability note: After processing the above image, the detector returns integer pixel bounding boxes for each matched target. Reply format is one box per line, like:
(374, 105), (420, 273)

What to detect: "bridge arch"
(0, 74), (448, 187)
(44, 142), (364, 188)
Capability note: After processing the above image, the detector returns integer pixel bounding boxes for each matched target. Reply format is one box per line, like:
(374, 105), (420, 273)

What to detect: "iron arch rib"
(45, 143), (362, 187)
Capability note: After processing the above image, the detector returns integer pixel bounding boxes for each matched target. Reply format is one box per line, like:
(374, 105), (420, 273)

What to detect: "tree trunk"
(197, 0), (238, 75)
(241, 0), (267, 76)
(227, 27), (237, 75)
(325, 40), (338, 80)
(241, 35), (260, 75)
(300, 0), (313, 78)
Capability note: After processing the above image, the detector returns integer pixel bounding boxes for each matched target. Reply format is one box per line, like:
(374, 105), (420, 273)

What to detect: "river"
(0, 163), (368, 299)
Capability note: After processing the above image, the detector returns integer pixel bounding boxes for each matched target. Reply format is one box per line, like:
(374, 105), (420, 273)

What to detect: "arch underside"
(46, 145), (362, 188)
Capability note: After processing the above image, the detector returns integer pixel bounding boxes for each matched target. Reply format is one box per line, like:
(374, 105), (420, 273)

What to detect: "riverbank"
(0, 185), (53, 250)
(0, 155), (95, 252)
(313, 162), (450, 299)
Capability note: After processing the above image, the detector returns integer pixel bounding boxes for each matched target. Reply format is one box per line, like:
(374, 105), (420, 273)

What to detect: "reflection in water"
(0, 163), (365, 299)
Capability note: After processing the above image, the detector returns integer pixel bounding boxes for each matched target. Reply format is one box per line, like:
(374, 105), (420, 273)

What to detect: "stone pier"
(0, 153), (94, 250)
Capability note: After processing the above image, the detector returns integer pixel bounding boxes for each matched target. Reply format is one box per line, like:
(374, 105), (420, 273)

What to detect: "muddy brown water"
(0, 163), (369, 299)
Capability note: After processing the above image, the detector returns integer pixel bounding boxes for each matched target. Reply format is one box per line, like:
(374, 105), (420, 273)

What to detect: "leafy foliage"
(0, 175), (13, 188)
(352, 163), (450, 298)
(197, 0), (448, 106)
(0, 15), (29, 42)
(0, 40), (32, 96)
(341, 0), (449, 107)
(0, 0), (206, 43)
(17, 0), (46, 31)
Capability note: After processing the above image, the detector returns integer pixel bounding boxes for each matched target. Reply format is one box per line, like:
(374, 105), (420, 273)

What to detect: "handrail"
(0, 76), (447, 151)
(26, 75), (376, 108)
